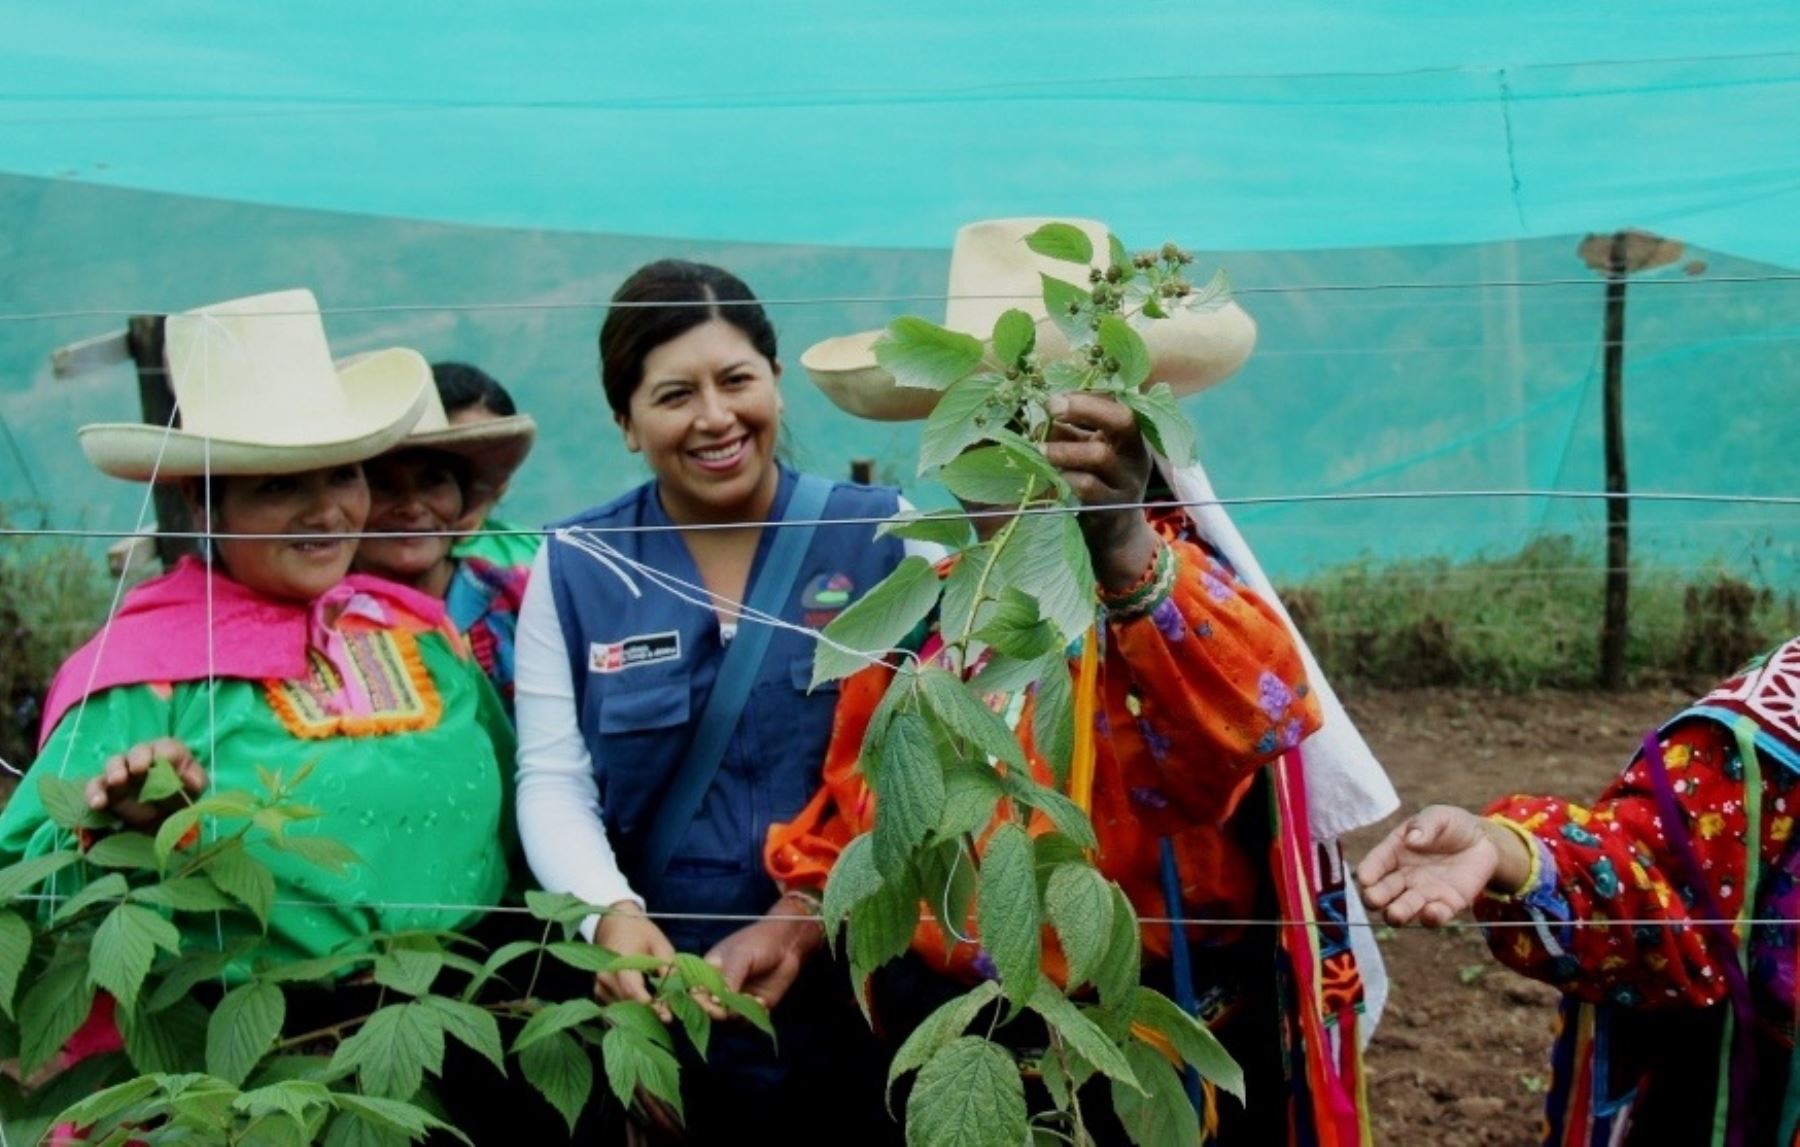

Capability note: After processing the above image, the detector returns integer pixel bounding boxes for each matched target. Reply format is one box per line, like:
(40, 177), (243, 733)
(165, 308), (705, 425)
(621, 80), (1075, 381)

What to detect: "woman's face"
(618, 319), (782, 524)
(206, 465), (370, 602)
(356, 449), (467, 587)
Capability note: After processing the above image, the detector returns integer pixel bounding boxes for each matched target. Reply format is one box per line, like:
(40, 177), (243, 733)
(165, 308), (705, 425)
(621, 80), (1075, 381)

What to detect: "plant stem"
(523, 919), (555, 1000)
(270, 996), (533, 1053)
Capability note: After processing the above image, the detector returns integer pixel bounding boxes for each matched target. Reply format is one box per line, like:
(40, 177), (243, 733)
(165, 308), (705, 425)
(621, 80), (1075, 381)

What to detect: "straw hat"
(368, 374), (536, 516)
(802, 218), (1258, 421)
(78, 289), (431, 481)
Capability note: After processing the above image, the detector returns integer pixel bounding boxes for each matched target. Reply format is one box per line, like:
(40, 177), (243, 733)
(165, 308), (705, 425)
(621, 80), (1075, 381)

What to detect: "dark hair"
(598, 260), (778, 417)
(431, 361), (518, 418)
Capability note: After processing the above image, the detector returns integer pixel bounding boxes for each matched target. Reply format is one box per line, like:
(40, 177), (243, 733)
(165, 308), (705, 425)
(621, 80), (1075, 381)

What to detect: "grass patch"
(1279, 535), (1797, 690)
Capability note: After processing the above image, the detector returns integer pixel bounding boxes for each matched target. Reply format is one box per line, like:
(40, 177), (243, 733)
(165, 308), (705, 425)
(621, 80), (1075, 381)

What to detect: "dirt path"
(1342, 686), (1695, 1145)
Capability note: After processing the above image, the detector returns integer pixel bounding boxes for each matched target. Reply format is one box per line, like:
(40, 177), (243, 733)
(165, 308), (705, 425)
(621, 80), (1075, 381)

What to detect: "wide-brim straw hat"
(79, 288), (431, 481)
(802, 217), (1258, 421)
(358, 368), (536, 515)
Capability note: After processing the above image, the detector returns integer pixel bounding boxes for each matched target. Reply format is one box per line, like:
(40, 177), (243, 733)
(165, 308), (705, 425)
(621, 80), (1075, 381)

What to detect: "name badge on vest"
(590, 631), (681, 674)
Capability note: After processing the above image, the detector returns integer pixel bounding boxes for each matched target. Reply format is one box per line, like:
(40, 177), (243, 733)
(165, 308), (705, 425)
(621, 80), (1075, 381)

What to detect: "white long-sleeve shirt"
(514, 505), (943, 937)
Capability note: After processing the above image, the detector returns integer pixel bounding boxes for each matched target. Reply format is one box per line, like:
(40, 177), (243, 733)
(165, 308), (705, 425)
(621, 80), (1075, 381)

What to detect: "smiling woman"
(512, 259), (931, 1143)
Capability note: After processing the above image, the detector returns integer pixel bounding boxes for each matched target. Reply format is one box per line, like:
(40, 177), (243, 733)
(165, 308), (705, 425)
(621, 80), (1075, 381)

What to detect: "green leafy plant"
(0, 761), (766, 1144)
(812, 224), (1242, 1147)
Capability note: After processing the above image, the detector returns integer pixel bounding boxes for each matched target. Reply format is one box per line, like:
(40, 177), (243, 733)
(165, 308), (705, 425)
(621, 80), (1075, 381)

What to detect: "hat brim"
(79, 347), (433, 481)
(396, 414), (537, 507)
(803, 302), (1259, 422)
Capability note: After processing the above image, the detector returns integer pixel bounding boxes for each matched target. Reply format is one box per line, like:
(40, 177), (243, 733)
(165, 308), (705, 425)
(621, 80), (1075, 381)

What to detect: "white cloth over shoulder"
(1161, 456), (1398, 1038)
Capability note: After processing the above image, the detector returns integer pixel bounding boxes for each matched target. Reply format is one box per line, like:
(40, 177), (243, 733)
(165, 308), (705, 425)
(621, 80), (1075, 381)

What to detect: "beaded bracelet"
(1100, 540), (1177, 622)
(1480, 816), (1546, 903)
(779, 888), (826, 933)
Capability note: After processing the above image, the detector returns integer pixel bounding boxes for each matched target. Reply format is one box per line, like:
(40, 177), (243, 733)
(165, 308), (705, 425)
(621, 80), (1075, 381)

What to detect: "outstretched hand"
(1355, 805), (1531, 927)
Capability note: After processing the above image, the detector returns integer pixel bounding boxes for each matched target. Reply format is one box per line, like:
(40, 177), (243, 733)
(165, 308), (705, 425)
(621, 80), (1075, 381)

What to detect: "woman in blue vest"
(513, 260), (916, 1141)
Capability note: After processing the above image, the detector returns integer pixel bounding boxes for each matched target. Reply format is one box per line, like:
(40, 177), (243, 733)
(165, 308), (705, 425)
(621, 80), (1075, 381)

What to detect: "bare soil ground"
(1342, 685), (1697, 1146)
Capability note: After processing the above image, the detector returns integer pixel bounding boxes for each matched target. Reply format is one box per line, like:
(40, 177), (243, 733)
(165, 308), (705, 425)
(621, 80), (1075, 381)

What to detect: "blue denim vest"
(545, 468), (903, 952)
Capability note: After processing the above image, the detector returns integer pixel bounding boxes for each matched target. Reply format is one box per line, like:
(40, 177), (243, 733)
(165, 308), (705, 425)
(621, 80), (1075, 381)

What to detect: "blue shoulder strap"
(636, 473), (834, 899)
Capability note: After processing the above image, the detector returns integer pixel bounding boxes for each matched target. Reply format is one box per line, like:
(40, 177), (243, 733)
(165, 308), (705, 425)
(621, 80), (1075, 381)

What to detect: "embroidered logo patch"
(802, 573), (854, 628)
(590, 631), (681, 674)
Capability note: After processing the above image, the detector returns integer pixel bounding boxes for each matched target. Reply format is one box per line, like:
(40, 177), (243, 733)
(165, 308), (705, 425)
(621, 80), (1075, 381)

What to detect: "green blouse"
(450, 516), (541, 570)
(0, 628), (516, 974)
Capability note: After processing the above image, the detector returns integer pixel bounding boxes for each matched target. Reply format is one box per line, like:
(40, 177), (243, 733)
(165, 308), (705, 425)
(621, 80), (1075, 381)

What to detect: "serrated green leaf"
(938, 444), (1049, 506)
(257, 950), (374, 984)
(972, 588), (1060, 661)
(718, 988), (774, 1039)
(0, 910), (29, 1018)
(1028, 976), (1140, 1092)
(1092, 885), (1142, 1041)
(1112, 1041), (1200, 1147)
(192, 791), (258, 819)
(671, 952), (728, 999)
(848, 863), (921, 1014)
(19, 952), (95, 1074)
(920, 372), (1008, 473)
(936, 765), (1003, 842)
(918, 839), (978, 959)
(1041, 274), (1094, 344)
(1108, 233), (1132, 272)
(546, 940), (632, 974)
(0, 849), (80, 903)
(84, 832), (160, 871)
(36, 774), (112, 832)
(991, 309), (1037, 367)
(330, 1093), (468, 1145)
(155, 805), (203, 865)
(938, 542), (997, 651)
(266, 833), (360, 876)
(996, 769), (1096, 852)
(814, 555), (943, 688)
(872, 711), (946, 874)
(120, 994), (208, 1074)
(458, 937), (542, 1000)
(821, 832), (882, 947)
(419, 995), (505, 1074)
(205, 845), (274, 928)
(322, 1108), (411, 1147)
(876, 509), (975, 550)
(1025, 223), (1094, 266)
(519, 1027), (593, 1135)
(602, 999), (676, 1050)
(373, 948), (443, 997)
(90, 903), (179, 1011)
(918, 668), (1028, 772)
(664, 988), (711, 1058)
(1186, 267), (1232, 311)
(138, 758), (184, 804)
(207, 981), (286, 1086)
(1133, 987), (1244, 1099)
(512, 997), (604, 1054)
(976, 823), (1040, 1007)
(969, 649), (1056, 696)
(1098, 315), (1152, 389)
(131, 875), (238, 913)
(329, 1002), (444, 1100)
(998, 510), (1096, 648)
(601, 1025), (683, 1120)
(905, 1036), (1027, 1147)
(235, 1078), (334, 1124)
(523, 888), (599, 925)
(1039, 1049), (1072, 1112)
(874, 316), (985, 392)
(46, 1075), (161, 1137)
(1121, 383), (1197, 467)
(1031, 654), (1077, 788)
(147, 939), (256, 1011)
(1044, 865), (1114, 988)
(53, 871), (129, 922)
(1043, 360), (1087, 394)
(885, 980), (1002, 1107)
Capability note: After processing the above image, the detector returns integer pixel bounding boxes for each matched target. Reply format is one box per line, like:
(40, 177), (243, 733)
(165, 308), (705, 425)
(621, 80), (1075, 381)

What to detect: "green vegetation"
(1280, 534), (1797, 690)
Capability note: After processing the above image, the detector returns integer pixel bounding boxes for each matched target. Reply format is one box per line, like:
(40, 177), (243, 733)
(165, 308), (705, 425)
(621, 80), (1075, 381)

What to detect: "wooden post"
(849, 457), (875, 485)
(125, 315), (200, 568)
(1598, 234), (1631, 690)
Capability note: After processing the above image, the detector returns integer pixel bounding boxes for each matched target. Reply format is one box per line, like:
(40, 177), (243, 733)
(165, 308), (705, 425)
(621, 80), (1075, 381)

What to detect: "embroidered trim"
(265, 629), (443, 740)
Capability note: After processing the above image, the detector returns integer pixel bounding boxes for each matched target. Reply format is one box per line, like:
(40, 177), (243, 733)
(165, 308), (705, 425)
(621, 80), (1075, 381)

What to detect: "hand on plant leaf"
(702, 898), (823, 1016)
(86, 737), (207, 828)
(1044, 392), (1159, 590)
(1356, 805), (1532, 926)
(595, 900), (676, 1020)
